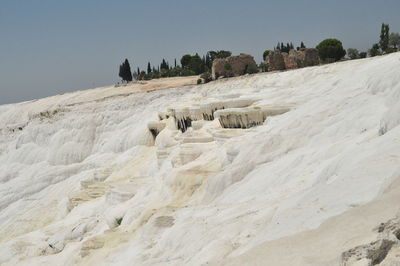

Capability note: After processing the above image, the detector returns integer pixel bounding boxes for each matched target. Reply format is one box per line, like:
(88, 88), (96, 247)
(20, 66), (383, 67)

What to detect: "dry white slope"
(0, 53), (400, 266)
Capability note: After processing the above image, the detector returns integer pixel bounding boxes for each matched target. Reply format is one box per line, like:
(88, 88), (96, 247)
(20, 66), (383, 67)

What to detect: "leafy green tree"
(368, 43), (381, 57)
(379, 23), (390, 52)
(389, 32), (400, 50)
(316, 38), (346, 62)
(181, 54), (192, 68)
(207, 50), (232, 67)
(188, 54), (205, 74)
(359, 52), (367, 58)
(347, 48), (360, 60)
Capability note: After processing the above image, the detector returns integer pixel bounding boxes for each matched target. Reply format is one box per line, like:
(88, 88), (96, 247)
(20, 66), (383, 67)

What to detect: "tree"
(188, 54), (205, 74)
(316, 38), (346, 62)
(216, 50), (232, 58)
(175, 58), (177, 68)
(263, 50), (271, 60)
(205, 53), (212, 69)
(118, 59), (132, 82)
(147, 62), (152, 74)
(244, 64), (258, 74)
(389, 32), (400, 50)
(181, 54), (192, 68)
(368, 43), (381, 57)
(359, 52), (367, 58)
(300, 41), (306, 49)
(204, 50), (232, 69)
(160, 59), (168, 70)
(347, 48), (360, 60)
(379, 23), (390, 52)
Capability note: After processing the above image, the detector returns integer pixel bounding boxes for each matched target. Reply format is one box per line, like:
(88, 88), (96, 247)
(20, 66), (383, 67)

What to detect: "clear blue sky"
(1, 0), (399, 104)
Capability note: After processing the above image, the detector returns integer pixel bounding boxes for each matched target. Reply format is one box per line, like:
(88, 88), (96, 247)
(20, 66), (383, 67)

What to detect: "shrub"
(316, 38), (346, 62)
(197, 78), (202, 84)
(389, 32), (400, 51)
(181, 69), (196, 76)
(263, 50), (271, 60)
(359, 52), (367, 58)
(347, 48), (359, 60)
(244, 64), (258, 74)
(224, 62), (232, 71)
(368, 43), (381, 57)
(200, 72), (212, 83)
(258, 62), (267, 72)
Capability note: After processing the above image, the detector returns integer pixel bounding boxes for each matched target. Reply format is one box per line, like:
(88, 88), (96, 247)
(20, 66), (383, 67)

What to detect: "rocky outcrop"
(212, 54), (257, 80)
(341, 216), (400, 266)
(289, 48), (320, 68)
(265, 51), (286, 71)
(266, 48), (320, 71)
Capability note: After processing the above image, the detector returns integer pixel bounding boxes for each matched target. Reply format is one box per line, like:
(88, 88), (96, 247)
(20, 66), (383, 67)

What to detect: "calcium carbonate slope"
(0, 53), (400, 265)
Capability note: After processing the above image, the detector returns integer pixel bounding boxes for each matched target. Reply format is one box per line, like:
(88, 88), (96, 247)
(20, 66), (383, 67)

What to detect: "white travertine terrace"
(1, 53), (400, 266)
(147, 121), (166, 138)
(214, 105), (291, 129)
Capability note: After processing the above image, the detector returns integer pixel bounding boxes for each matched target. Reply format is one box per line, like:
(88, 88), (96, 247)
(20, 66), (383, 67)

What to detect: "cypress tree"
(161, 59), (167, 70)
(175, 58), (177, 68)
(118, 59), (132, 82)
(380, 23), (390, 52)
(124, 59), (132, 82)
(301, 41), (306, 49)
(147, 62), (152, 74)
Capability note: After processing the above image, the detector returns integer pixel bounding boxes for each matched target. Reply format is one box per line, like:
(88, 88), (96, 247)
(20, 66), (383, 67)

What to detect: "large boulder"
(212, 54), (257, 80)
(265, 48), (320, 71)
(288, 48), (320, 68)
(265, 51), (286, 71)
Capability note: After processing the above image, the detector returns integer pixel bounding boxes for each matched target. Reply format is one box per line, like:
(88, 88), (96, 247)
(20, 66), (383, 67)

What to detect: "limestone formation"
(265, 51), (286, 71)
(147, 121), (166, 138)
(288, 48), (320, 68)
(215, 106), (290, 129)
(212, 54), (257, 80)
(266, 48), (320, 71)
(167, 98), (256, 132)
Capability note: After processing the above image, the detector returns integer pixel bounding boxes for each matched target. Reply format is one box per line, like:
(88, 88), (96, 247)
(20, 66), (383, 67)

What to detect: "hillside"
(1, 53), (400, 266)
